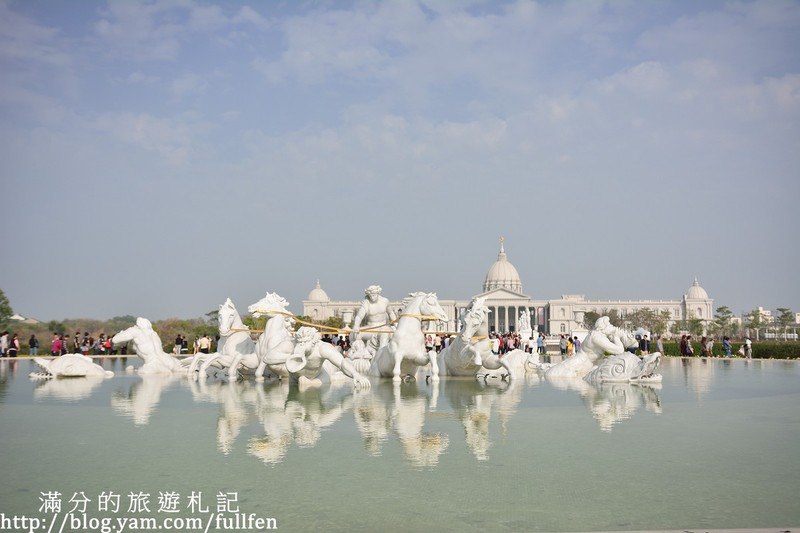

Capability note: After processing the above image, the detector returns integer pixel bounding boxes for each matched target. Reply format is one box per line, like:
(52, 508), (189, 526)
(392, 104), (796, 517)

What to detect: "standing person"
(198, 334), (211, 354)
(686, 335), (695, 357)
(559, 335), (567, 355)
(679, 335), (687, 356)
(0, 331), (7, 356)
(573, 336), (581, 352)
(707, 337), (715, 357)
(7, 334), (19, 357)
(656, 335), (664, 355)
(537, 334), (544, 355)
(744, 337), (752, 359)
(181, 335), (188, 354)
(174, 334), (183, 355)
(639, 335), (650, 355)
(29, 334), (39, 356)
(566, 336), (574, 356)
(73, 332), (81, 353)
(425, 335), (433, 353)
(433, 334), (442, 353)
(700, 336), (708, 357)
(50, 333), (62, 356)
(723, 336), (732, 357)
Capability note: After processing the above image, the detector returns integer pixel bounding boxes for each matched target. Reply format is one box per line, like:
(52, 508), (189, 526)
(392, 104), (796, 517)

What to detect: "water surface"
(0, 357), (798, 532)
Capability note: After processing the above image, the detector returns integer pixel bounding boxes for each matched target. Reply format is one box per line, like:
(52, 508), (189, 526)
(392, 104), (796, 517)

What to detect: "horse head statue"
(462, 297), (489, 341)
(247, 292), (291, 317)
(402, 292), (448, 324)
(218, 298), (242, 336)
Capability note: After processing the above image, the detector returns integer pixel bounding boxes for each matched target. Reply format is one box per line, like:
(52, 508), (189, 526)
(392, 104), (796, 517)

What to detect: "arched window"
(560, 324), (566, 333)
(697, 307), (702, 318)
(560, 308), (566, 318)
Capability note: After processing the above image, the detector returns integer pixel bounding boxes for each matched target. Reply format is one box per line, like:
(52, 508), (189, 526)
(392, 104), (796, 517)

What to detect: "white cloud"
(169, 73), (207, 98)
(0, 1), (71, 67)
(93, 1), (274, 61)
(94, 112), (195, 164)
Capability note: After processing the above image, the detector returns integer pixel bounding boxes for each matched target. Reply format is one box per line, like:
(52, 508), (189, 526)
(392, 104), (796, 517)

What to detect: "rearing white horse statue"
(188, 298), (258, 381)
(438, 296), (517, 380)
(247, 292), (296, 381)
(369, 292), (448, 382)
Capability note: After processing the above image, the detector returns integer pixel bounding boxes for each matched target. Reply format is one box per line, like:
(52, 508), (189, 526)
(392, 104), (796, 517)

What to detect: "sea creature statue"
(584, 352), (662, 383)
(369, 292), (448, 382)
(30, 354), (114, 379)
(287, 327), (371, 389)
(545, 316), (637, 380)
(188, 298), (258, 381)
(247, 292), (297, 381)
(112, 317), (184, 374)
(348, 339), (373, 374)
(438, 296), (518, 380)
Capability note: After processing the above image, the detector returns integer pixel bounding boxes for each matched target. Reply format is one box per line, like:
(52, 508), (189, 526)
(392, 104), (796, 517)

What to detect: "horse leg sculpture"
(200, 354), (222, 378)
(427, 349), (440, 383)
(188, 354), (205, 379)
(391, 342), (403, 383)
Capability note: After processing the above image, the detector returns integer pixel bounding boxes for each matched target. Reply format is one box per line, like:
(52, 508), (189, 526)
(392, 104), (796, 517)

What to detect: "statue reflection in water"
(550, 378), (662, 432)
(248, 381), (354, 464)
(443, 378), (523, 461)
(111, 374), (183, 426)
(354, 380), (448, 467)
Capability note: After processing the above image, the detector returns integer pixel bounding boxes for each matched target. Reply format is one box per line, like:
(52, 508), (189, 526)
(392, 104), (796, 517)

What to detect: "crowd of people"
(0, 327), (758, 361)
(679, 334), (752, 358)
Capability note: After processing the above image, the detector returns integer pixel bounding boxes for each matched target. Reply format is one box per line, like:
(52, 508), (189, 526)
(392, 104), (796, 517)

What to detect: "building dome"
(685, 277), (708, 300)
(307, 280), (330, 302)
(483, 238), (522, 293)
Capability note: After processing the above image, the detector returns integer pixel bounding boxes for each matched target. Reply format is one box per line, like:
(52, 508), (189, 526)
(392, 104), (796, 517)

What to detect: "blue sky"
(1, 0), (798, 321)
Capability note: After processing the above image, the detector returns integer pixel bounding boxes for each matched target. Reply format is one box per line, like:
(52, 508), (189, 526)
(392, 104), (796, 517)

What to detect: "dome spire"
(483, 236), (522, 293)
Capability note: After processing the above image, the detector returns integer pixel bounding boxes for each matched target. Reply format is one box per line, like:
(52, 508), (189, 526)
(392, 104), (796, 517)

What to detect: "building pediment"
(473, 287), (531, 301)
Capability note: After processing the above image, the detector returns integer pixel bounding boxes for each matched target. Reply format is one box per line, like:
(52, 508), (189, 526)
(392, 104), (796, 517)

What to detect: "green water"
(0, 357), (798, 532)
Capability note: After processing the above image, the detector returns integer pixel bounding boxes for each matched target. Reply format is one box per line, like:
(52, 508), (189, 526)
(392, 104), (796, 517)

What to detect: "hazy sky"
(1, 0), (798, 322)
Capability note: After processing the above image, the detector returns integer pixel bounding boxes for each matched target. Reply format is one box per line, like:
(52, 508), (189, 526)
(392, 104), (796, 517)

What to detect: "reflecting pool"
(1, 357), (798, 532)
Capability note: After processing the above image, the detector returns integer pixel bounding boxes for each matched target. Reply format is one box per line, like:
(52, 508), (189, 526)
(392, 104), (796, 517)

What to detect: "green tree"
(0, 289), (12, 327)
(582, 311), (601, 329)
(746, 309), (766, 341)
(46, 320), (66, 333)
(653, 310), (671, 335)
(688, 317), (705, 337)
(714, 306), (733, 336)
(321, 316), (345, 331)
(776, 307), (794, 341)
(582, 309), (622, 329)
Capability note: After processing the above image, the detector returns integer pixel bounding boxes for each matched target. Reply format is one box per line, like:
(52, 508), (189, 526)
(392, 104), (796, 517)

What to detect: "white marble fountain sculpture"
(545, 316), (638, 380)
(368, 292), (448, 382)
(112, 317), (184, 374)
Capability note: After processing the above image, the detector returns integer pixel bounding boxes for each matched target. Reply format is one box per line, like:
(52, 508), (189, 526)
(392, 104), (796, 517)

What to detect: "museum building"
(303, 240), (714, 336)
